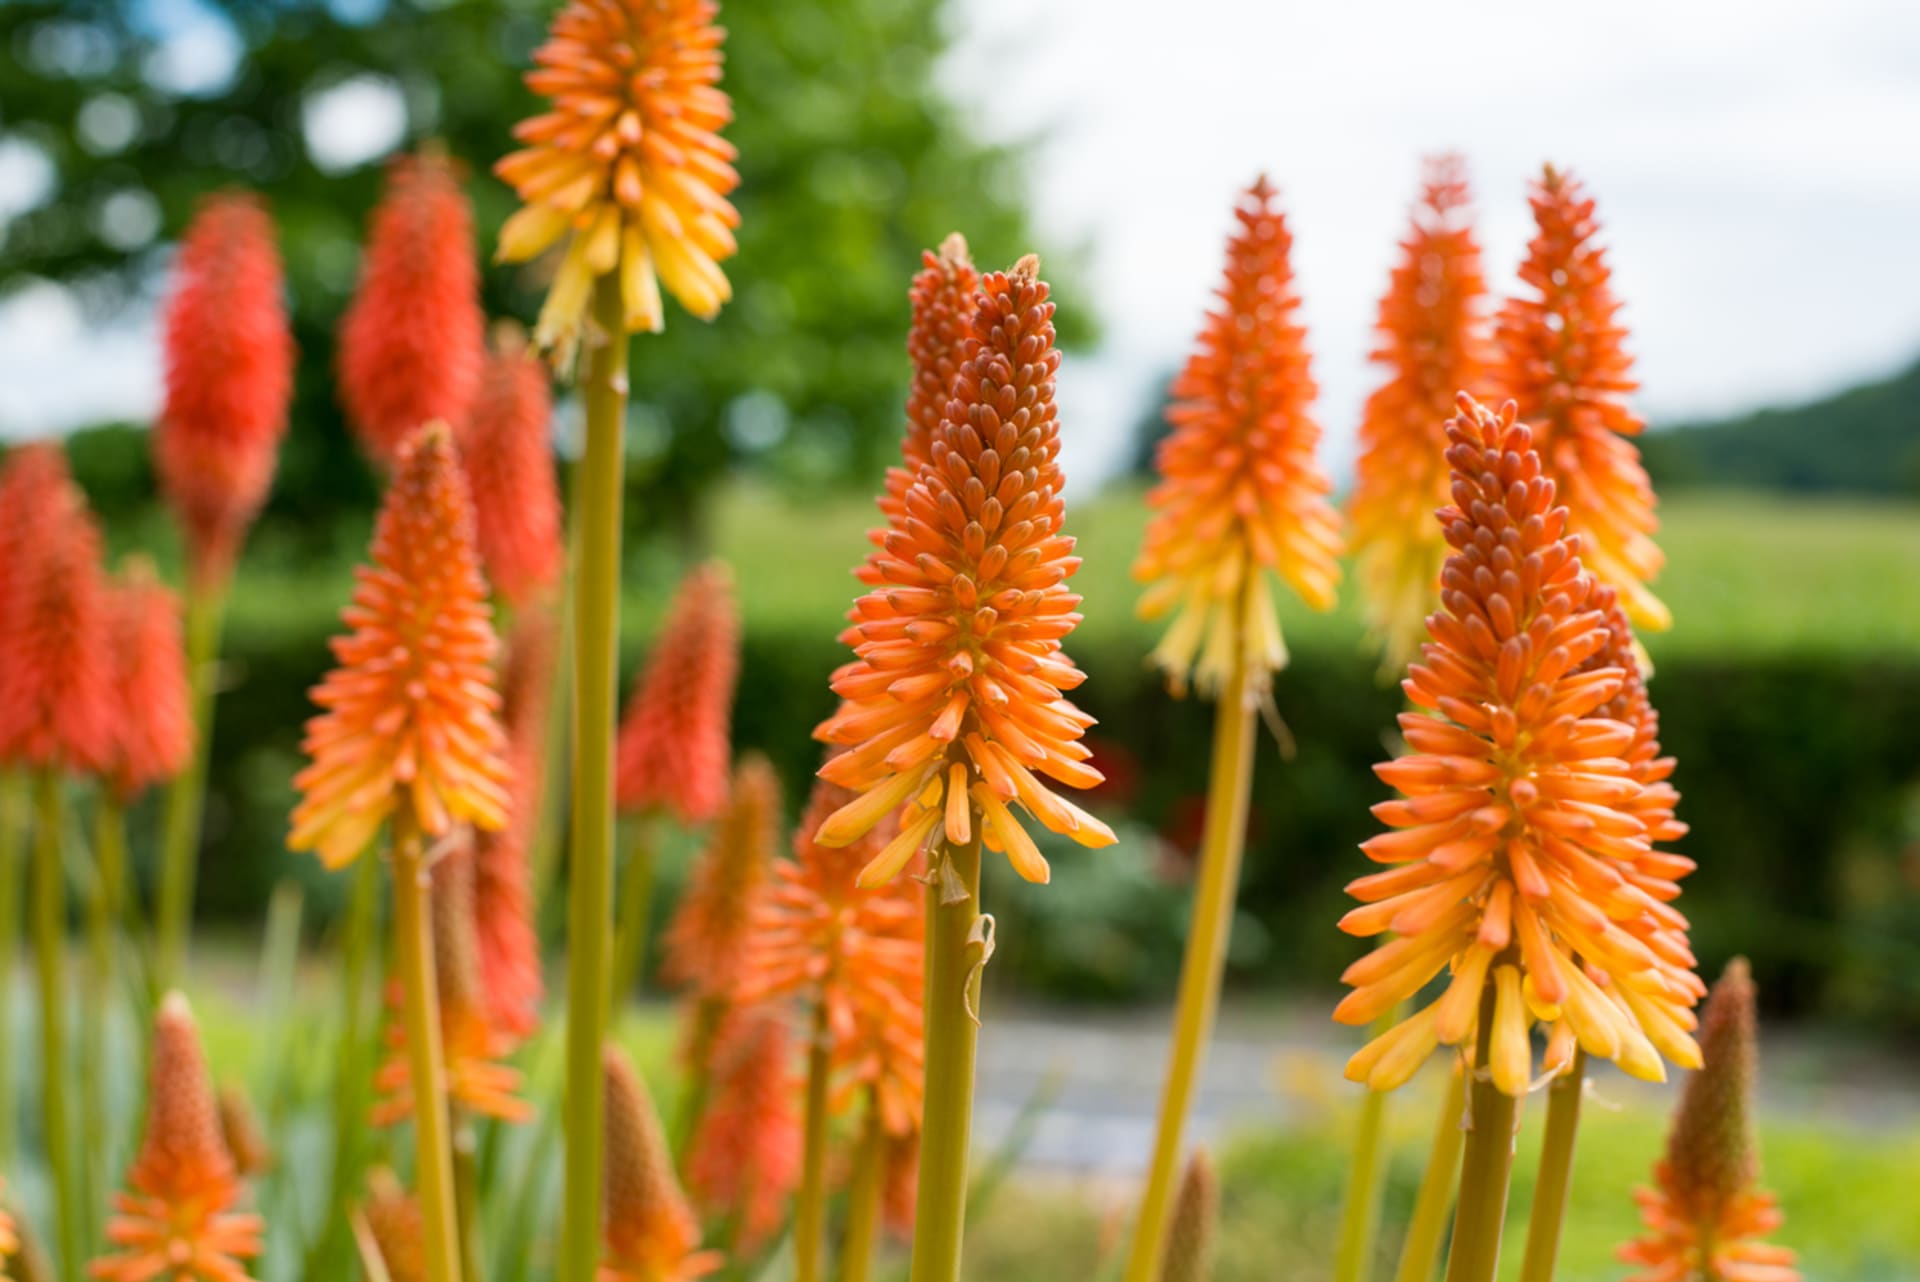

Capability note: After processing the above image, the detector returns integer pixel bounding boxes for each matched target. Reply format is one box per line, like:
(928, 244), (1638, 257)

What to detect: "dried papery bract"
(103, 560), (194, 803)
(1350, 155), (1492, 670)
(1495, 165), (1667, 630)
(92, 993), (263, 1282)
(1134, 177), (1342, 698)
(601, 1046), (722, 1282)
(459, 326), (564, 606)
(1336, 394), (1701, 1096)
(339, 151), (485, 466)
(496, 0), (741, 367)
(686, 1008), (803, 1251)
(615, 563), (741, 825)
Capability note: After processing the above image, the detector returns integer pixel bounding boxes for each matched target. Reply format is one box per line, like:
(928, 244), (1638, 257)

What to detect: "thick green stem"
(1517, 1051), (1587, 1282)
(84, 795), (132, 1246)
(560, 276), (630, 1282)
(0, 769), (25, 1165)
(155, 580), (224, 988)
(313, 848), (383, 1280)
(609, 813), (659, 1004)
(530, 535), (577, 910)
(910, 834), (983, 1282)
(1443, 980), (1519, 1282)
(794, 998), (834, 1282)
(392, 815), (463, 1282)
(1121, 658), (1259, 1282)
(31, 772), (79, 1274)
(839, 1093), (886, 1282)
(1334, 1010), (1399, 1282)
(1391, 1064), (1468, 1282)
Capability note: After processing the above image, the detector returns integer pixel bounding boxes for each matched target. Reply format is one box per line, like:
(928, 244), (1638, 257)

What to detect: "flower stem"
(313, 846), (383, 1280)
(1443, 978), (1519, 1282)
(1390, 1063), (1467, 1282)
(391, 812), (462, 1282)
(910, 832), (983, 1282)
(1122, 657), (1258, 1282)
(560, 276), (630, 1282)
(30, 771), (79, 1275)
(794, 997), (834, 1282)
(1517, 1051), (1587, 1282)
(609, 813), (659, 1004)
(0, 768), (25, 1165)
(84, 795), (132, 1245)
(1334, 1008), (1402, 1282)
(155, 578), (225, 988)
(839, 1092), (886, 1282)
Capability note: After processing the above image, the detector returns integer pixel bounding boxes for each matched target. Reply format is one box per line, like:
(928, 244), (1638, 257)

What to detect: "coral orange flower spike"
(1349, 156), (1492, 671)
(614, 562), (741, 825)
(154, 192), (293, 591)
(496, 0), (740, 367)
(600, 1045), (723, 1282)
(1495, 165), (1668, 631)
(458, 326), (564, 607)
(339, 151), (485, 466)
(1620, 960), (1799, 1282)
(661, 754), (780, 1003)
(686, 1008), (803, 1252)
(92, 993), (263, 1282)
(815, 256), (1115, 884)
(103, 559), (195, 803)
(1134, 177), (1343, 697)
(290, 422), (512, 869)
(1336, 394), (1701, 1096)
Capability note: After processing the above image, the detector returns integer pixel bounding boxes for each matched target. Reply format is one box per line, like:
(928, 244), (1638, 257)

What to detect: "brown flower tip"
(661, 754), (781, 1002)
(458, 327), (563, 606)
(103, 558), (194, 802)
(686, 1008), (802, 1252)
(1159, 1149), (1219, 1282)
(615, 562), (741, 824)
(601, 1044), (721, 1282)
(289, 422), (512, 868)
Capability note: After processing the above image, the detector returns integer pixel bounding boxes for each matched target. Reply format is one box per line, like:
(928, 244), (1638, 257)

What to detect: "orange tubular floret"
(601, 1045), (722, 1282)
(458, 327), (564, 607)
(614, 562), (740, 824)
(686, 1008), (803, 1251)
(816, 256), (1114, 884)
(1350, 156), (1492, 671)
(495, 0), (740, 367)
(289, 423), (512, 869)
(1134, 177), (1342, 697)
(103, 559), (195, 803)
(1495, 165), (1667, 631)
(1337, 394), (1700, 1096)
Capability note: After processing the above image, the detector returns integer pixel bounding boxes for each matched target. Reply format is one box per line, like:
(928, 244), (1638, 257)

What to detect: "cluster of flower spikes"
(496, 0), (740, 368)
(1620, 959), (1799, 1282)
(154, 192), (293, 591)
(686, 1007), (803, 1252)
(1133, 177), (1343, 698)
(815, 255), (1115, 885)
(289, 422), (513, 870)
(615, 561), (740, 825)
(601, 1045), (722, 1282)
(93, 993), (263, 1282)
(102, 558), (195, 804)
(661, 754), (780, 1010)
(373, 844), (530, 1126)
(457, 326), (564, 607)
(1349, 155), (1493, 672)
(738, 770), (926, 1138)
(1336, 394), (1702, 1097)
(0, 445), (114, 777)
(339, 151), (485, 467)
(1494, 165), (1668, 632)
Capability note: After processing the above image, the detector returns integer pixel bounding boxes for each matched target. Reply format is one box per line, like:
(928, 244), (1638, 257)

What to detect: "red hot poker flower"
(661, 754), (780, 1004)
(601, 1045), (722, 1282)
(289, 423), (512, 869)
(155, 192), (293, 591)
(339, 151), (485, 466)
(457, 327), (563, 606)
(614, 562), (741, 825)
(816, 257), (1115, 885)
(686, 1008), (803, 1252)
(103, 558), (195, 803)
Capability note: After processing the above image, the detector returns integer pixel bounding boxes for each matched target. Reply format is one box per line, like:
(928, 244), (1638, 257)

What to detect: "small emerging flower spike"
(661, 754), (780, 1002)
(496, 0), (740, 367)
(155, 192), (293, 591)
(816, 256), (1115, 884)
(1349, 156), (1492, 672)
(614, 562), (740, 825)
(600, 1045), (722, 1282)
(1134, 177), (1342, 698)
(358, 1168), (425, 1282)
(103, 559), (195, 803)
(1335, 394), (1701, 1096)
(1620, 960), (1799, 1282)
(1159, 1151), (1219, 1282)
(686, 1008), (803, 1251)
(339, 151), (486, 467)
(458, 326), (564, 607)
(1495, 166), (1668, 631)
(289, 422), (512, 869)
(92, 993), (263, 1282)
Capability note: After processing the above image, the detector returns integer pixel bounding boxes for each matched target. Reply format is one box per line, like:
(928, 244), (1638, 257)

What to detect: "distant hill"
(1643, 358), (1920, 498)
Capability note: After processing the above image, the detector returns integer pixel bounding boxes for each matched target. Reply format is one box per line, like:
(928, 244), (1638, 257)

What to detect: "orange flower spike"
(816, 256), (1115, 883)
(1350, 156), (1492, 670)
(339, 151), (485, 466)
(614, 562), (740, 825)
(496, 0), (740, 367)
(102, 559), (195, 803)
(92, 993), (263, 1282)
(155, 192), (293, 591)
(1336, 394), (1702, 1096)
(1134, 178), (1343, 697)
(600, 1045), (723, 1282)
(1495, 165), (1668, 631)
(686, 1009), (803, 1251)
(289, 422), (512, 870)
(459, 326), (564, 606)
(660, 754), (780, 1001)
(1620, 960), (1799, 1282)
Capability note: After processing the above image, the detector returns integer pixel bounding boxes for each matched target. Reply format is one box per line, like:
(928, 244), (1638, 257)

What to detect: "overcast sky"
(4, 0), (1919, 489)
